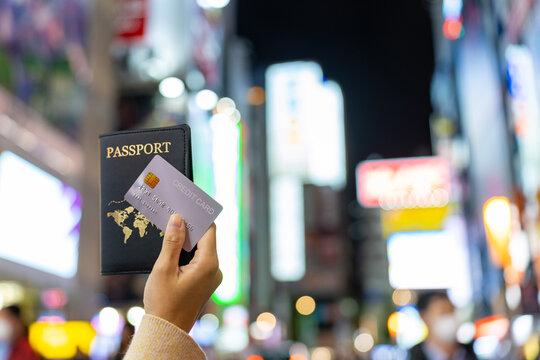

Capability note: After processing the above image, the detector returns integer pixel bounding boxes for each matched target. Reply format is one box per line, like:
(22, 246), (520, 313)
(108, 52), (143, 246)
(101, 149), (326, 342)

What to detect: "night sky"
(236, 0), (435, 194)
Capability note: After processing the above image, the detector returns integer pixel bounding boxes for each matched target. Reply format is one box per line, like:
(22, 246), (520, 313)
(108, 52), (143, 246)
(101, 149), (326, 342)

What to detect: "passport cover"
(99, 124), (195, 275)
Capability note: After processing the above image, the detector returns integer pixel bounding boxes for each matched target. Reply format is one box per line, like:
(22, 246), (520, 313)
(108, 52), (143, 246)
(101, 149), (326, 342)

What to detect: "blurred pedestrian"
(0, 305), (39, 360)
(409, 291), (477, 360)
(123, 214), (222, 360)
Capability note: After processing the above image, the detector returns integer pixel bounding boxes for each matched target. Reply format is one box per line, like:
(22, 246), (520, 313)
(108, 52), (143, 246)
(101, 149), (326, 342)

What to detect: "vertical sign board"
(266, 62), (347, 188)
(506, 45), (540, 197)
(270, 176), (305, 282)
(266, 62), (322, 281)
(211, 117), (242, 304)
(266, 62), (323, 178)
(266, 61), (347, 281)
(306, 80), (347, 190)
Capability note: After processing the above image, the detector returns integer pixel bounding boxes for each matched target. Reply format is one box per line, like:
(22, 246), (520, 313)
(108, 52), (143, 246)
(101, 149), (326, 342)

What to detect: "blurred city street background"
(0, 0), (538, 359)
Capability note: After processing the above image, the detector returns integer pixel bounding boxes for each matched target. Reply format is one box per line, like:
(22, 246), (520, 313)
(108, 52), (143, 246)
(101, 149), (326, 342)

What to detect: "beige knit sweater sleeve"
(124, 314), (206, 360)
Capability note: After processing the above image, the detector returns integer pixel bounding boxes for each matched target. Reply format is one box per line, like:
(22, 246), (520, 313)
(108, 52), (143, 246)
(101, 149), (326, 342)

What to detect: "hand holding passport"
(99, 124), (222, 275)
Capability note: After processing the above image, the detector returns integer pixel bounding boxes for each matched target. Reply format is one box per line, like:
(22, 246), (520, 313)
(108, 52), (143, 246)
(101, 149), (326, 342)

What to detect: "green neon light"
(212, 121), (243, 305)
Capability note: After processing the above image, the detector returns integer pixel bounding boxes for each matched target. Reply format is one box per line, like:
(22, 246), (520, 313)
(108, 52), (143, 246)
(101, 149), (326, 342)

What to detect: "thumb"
(156, 214), (186, 270)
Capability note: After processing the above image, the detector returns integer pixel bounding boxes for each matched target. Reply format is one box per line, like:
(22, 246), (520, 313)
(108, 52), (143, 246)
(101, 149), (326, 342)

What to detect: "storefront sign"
(356, 157), (450, 209)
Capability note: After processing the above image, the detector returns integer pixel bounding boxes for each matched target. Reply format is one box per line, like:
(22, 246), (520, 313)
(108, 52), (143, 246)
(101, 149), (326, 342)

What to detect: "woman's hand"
(143, 214), (222, 332)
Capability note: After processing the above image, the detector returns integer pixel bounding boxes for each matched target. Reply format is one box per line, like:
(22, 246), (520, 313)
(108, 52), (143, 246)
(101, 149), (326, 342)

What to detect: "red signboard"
(115, 0), (147, 43)
(356, 157), (450, 209)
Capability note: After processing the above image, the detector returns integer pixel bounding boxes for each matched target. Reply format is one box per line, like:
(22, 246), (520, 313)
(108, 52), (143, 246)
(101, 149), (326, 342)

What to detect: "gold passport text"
(106, 142), (172, 158)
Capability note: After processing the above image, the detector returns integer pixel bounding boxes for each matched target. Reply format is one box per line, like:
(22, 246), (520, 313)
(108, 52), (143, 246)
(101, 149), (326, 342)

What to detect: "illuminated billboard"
(0, 151), (81, 278)
(386, 217), (472, 305)
(356, 157), (450, 209)
(266, 61), (346, 189)
(387, 231), (457, 290)
(266, 61), (346, 282)
(210, 112), (242, 304)
(506, 45), (540, 197)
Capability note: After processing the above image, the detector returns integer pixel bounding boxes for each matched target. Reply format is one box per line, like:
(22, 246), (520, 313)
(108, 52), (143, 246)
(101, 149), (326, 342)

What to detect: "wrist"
(145, 309), (196, 333)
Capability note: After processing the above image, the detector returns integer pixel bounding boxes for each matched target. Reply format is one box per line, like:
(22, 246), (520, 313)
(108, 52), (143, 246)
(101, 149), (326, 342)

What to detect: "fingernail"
(168, 214), (183, 229)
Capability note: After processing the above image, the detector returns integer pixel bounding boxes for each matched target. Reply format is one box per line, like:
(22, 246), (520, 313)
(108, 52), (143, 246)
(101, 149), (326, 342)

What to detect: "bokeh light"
(354, 332), (374, 353)
(215, 327), (249, 353)
(249, 322), (272, 341)
(197, 0), (230, 9)
(40, 288), (68, 310)
(92, 307), (123, 337)
(0, 280), (27, 306)
(201, 313), (220, 331)
(483, 197), (512, 267)
(191, 314), (220, 346)
(511, 315), (533, 346)
(295, 296), (316, 315)
(246, 355), (264, 360)
(311, 347), (333, 360)
(289, 342), (309, 358)
(159, 77), (185, 98)
(216, 97), (236, 113)
(387, 312), (401, 336)
(247, 86), (265, 106)
(506, 284), (521, 310)
(127, 307), (145, 329)
(392, 289), (412, 306)
(443, 18), (464, 40)
(230, 109), (241, 124)
(457, 321), (476, 344)
(195, 89), (218, 110)
(484, 197), (512, 238)
(473, 336), (500, 359)
(223, 305), (249, 328)
(256, 312), (277, 332)
(289, 355), (307, 360)
(524, 334), (540, 360)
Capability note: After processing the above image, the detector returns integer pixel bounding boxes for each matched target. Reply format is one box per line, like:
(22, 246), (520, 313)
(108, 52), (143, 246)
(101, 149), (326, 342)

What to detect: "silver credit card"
(124, 155), (223, 251)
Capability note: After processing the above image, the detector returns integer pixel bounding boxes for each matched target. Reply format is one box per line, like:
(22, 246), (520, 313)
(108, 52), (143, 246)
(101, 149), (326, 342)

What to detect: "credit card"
(124, 155), (223, 251)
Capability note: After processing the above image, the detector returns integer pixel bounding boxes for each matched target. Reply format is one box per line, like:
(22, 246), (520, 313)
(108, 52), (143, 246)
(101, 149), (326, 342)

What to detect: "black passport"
(99, 124), (195, 275)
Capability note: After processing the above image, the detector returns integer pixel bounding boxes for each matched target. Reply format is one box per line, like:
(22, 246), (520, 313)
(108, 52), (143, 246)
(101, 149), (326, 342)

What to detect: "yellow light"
(290, 355), (308, 360)
(256, 312), (277, 332)
(387, 312), (402, 336)
(525, 334), (540, 360)
(392, 289), (412, 306)
(296, 296), (316, 315)
(247, 86), (265, 106)
(483, 197), (512, 267)
(381, 206), (449, 237)
(42, 326), (69, 347)
(29, 321), (96, 359)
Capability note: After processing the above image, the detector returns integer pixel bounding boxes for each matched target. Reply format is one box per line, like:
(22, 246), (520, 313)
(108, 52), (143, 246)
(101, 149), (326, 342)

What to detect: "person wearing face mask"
(409, 292), (477, 360)
(0, 305), (39, 360)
